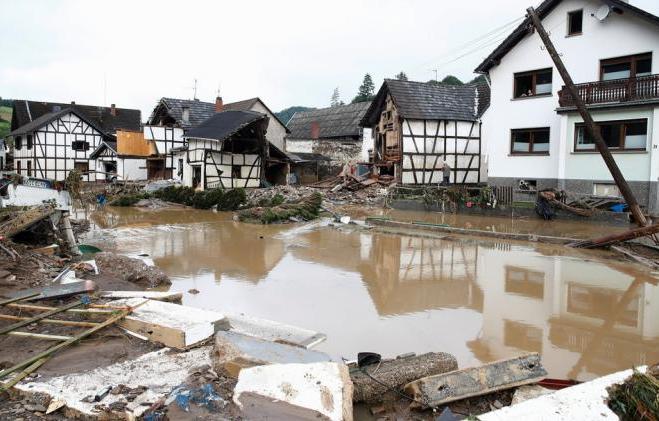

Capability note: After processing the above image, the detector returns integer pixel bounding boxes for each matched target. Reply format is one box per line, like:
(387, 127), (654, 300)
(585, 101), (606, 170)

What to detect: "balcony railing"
(558, 74), (659, 107)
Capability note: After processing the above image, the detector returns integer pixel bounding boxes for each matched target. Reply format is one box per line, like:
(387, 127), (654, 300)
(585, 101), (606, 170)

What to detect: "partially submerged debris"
(94, 252), (171, 287)
(404, 353), (547, 409)
(99, 290), (183, 303)
(350, 352), (458, 403)
(233, 362), (354, 421)
(237, 191), (322, 224)
(569, 223), (659, 249)
(607, 364), (658, 421)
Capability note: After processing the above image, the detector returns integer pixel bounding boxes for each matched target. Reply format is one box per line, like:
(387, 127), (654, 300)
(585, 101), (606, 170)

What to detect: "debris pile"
(94, 252), (171, 288)
(237, 191), (322, 224)
(607, 364), (659, 421)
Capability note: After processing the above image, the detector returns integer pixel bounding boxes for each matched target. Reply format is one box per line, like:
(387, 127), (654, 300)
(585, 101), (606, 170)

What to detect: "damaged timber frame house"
(182, 110), (272, 189)
(361, 79), (490, 185)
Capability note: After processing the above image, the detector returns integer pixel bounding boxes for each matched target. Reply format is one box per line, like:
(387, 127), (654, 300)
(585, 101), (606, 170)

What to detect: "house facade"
(147, 96), (289, 150)
(361, 79), (489, 185)
(8, 101), (141, 181)
(182, 110), (269, 189)
(286, 102), (372, 176)
(0, 139), (5, 170)
(477, 0), (659, 212)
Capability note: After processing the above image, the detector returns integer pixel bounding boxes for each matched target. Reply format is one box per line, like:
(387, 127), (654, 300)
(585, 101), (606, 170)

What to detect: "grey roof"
(183, 110), (267, 142)
(89, 140), (118, 159)
(475, 0), (659, 73)
(361, 79), (487, 127)
(149, 97), (289, 131)
(12, 100), (141, 134)
(286, 102), (371, 140)
(10, 107), (109, 138)
(288, 152), (331, 163)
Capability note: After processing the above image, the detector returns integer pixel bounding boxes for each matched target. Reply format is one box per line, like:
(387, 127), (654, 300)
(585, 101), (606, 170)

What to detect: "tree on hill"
(275, 106), (316, 126)
(330, 87), (344, 107)
(469, 74), (487, 84)
(440, 75), (464, 85)
(395, 72), (408, 81)
(352, 73), (375, 103)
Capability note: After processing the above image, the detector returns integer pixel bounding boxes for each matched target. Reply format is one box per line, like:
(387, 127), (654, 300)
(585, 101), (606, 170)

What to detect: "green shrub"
(109, 193), (150, 207)
(218, 188), (246, 211)
(152, 186), (245, 210)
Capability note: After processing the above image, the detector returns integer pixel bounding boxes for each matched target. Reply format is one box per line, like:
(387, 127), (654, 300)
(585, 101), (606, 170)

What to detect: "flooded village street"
(84, 206), (659, 384)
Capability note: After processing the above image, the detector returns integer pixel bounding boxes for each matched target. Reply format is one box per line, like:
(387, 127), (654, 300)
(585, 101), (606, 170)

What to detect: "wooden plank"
(0, 314), (99, 328)
(6, 280), (96, 302)
(0, 300), (84, 336)
(404, 353), (547, 409)
(8, 331), (72, 341)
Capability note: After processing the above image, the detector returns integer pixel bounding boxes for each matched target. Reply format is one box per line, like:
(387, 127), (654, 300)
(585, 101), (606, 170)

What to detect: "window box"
(511, 128), (550, 155)
(514, 68), (553, 98)
(574, 119), (647, 152)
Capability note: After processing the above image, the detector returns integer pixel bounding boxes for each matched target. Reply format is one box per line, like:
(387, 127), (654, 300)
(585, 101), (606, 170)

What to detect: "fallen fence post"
(0, 357), (50, 392)
(568, 223), (659, 249)
(403, 353), (547, 409)
(0, 314), (99, 328)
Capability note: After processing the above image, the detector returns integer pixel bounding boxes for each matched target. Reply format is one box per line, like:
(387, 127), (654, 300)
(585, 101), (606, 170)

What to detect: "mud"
(83, 206), (659, 386)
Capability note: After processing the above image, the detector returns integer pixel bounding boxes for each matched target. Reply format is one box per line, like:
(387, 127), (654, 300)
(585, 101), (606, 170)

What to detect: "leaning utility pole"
(527, 7), (648, 227)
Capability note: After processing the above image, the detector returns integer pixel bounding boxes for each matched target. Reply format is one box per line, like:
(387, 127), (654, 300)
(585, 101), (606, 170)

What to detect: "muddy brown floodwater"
(83, 206), (659, 383)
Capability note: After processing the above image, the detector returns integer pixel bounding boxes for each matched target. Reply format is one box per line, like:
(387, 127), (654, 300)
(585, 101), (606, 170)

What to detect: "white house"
(8, 100), (141, 181)
(360, 79), (489, 185)
(0, 139), (5, 170)
(477, 0), (659, 212)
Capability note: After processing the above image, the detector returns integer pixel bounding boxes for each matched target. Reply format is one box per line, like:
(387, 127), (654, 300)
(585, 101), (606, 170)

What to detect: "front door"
(147, 159), (165, 180)
(192, 165), (202, 189)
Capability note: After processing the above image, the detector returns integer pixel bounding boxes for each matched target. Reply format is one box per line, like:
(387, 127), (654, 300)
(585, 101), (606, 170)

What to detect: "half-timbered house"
(8, 108), (112, 181)
(148, 96), (289, 150)
(8, 100), (141, 181)
(361, 79), (489, 185)
(182, 110), (269, 189)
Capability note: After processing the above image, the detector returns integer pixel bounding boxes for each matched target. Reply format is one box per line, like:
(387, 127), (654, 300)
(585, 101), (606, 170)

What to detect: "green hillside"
(0, 104), (12, 139)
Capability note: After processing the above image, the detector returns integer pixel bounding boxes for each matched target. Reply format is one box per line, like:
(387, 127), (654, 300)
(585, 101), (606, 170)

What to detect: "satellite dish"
(595, 5), (611, 21)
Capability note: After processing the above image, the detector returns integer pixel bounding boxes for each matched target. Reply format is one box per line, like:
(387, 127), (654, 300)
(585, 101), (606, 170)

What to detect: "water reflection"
(89, 207), (659, 381)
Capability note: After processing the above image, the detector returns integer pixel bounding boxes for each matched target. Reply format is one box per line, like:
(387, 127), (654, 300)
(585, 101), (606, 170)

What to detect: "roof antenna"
(216, 83), (221, 98)
(193, 78), (198, 100)
(429, 68), (438, 82)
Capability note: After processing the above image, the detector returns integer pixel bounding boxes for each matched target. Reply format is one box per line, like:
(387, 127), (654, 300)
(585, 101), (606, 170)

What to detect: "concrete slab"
(214, 331), (331, 378)
(15, 347), (212, 419)
(233, 362), (353, 421)
(226, 313), (326, 349)
(480, 367), (646, 421)
(99, 290), (183, 303)
(110, 298), (228, 349)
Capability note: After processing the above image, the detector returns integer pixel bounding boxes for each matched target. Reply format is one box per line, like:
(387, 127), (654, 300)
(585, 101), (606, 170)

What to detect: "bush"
(153, 186), (246, 210)
(218, 188), (246, 211)
(153, 186), (195, 206)
(109, 193), (150, 207)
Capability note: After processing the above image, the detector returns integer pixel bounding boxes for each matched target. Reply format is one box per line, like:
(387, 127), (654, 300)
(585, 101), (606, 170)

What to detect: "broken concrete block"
(226, 313), (326, 349)
(99, 290), (183, 303)
(234, 362), (353, 421)
(214, 331), (331, 378)
(111, 298), (228, 349)
(511, 384), (553, 405)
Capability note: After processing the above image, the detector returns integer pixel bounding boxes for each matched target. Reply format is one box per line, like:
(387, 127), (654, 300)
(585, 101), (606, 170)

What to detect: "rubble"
(233, 362), (354, 421)
(94, 252), (171, 288)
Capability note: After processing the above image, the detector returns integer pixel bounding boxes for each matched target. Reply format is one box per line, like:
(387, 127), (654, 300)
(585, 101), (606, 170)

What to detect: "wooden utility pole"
(527, 7), (648, 227)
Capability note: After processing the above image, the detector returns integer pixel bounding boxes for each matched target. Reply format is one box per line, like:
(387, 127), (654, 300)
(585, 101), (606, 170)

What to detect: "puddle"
(85, 206), (658, 382)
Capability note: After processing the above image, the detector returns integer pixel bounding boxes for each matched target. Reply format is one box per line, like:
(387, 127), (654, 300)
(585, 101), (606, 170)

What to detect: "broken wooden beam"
(0, 314), (99, 328)
(568, 223), (659, 249)
(403, 353), (547, 409)
(8, 331), (73, 341)
(350, 352), (458, 403)
(0, 300), (85, 336)
(5, 280), (96, 302)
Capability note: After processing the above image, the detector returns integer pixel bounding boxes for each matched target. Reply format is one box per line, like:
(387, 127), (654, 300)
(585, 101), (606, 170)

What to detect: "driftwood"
(350, 352), (458, 403)
(538, 191), (594, 217)
(0, 205), (56, 238)
(403, 353), (547, 409)
(568, 223), (659, 249)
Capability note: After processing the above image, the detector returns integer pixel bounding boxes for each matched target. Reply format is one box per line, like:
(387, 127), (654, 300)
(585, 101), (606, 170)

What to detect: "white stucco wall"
(482, 0), (659, 182)
(361, 128), (373, 161)
(286, 140), (314, 154)
(121, 158), (148, 181)
(250, 101), (287, 151)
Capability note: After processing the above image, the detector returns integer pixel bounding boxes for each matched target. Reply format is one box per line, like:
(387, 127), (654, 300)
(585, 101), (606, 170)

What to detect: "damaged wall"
(287, 139), (362, 177)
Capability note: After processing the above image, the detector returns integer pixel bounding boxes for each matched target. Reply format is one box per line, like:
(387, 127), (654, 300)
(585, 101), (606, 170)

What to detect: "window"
(16, 161), (21, 174)
(73, 162), (89, 174)
(593, 183), (621, 197)
(15, 136), (22, 150)
(567, 10), (583, 36)
(72, 141), (90, 151)
(27, 161), (32, 176)
(600, 53), (652, 81)
(575, 119), (647, 151)
(514, 68), (552, 98)
(26, 134), (33, 150)
(511, 128), (550, 154)
(231, 165), (241, 178)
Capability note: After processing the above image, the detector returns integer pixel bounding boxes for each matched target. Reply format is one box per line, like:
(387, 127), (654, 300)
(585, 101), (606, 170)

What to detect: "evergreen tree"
(330, 87), (342, 107)
(352, 73), (375, 103)
(395, 71), (408, 81)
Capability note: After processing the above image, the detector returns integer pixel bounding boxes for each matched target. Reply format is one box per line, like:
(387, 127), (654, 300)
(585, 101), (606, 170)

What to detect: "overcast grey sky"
(1, 0), (658, 117)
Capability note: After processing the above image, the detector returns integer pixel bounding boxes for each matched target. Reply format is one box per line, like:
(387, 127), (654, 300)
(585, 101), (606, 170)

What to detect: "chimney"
(110, 104), (117, 116)
(70, 101), (75, 105)
(311, 121), (320, 140)
(215, 96), (224, 113)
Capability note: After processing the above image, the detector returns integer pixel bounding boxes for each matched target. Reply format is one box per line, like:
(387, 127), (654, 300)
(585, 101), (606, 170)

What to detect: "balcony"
(558, 74), (659, 108)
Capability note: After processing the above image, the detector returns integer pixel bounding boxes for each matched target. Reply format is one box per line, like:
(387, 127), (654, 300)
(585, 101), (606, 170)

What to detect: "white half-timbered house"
(182, 110), (269, 189)
(8, 100), (141, 181)
(361, 79), (490, 185)
(8, 108), (110, 181)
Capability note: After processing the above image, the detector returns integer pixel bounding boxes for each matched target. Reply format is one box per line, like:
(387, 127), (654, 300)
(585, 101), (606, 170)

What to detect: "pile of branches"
(608, 365), (659, 421)
(237, 192), (322, 224)
(110, 186), (247, 211)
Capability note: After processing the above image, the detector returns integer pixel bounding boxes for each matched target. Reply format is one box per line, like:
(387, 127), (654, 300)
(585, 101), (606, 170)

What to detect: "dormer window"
(567, 10), (583, 36)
